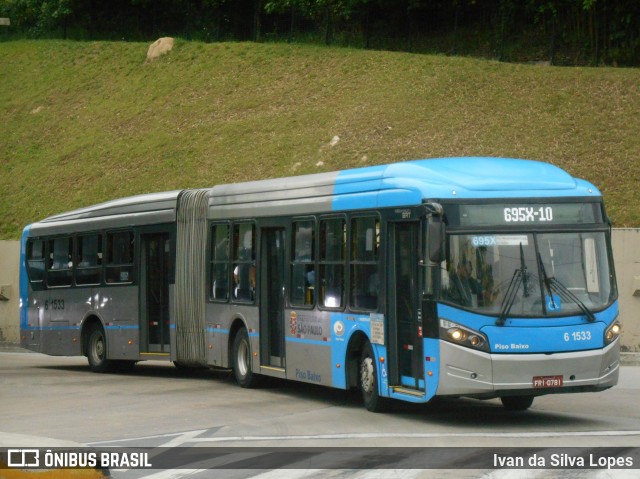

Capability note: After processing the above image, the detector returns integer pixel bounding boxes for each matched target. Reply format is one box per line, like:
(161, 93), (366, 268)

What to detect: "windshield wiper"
(497, 243), (530, 326)
(536, 252), (595, 322)
(496, 268), (522, 326)
(537, 252), (557, 313)
(547, 277), (597, 322)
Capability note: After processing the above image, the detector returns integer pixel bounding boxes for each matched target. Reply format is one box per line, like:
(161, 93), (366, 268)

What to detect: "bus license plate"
(533, 375), (563, 388)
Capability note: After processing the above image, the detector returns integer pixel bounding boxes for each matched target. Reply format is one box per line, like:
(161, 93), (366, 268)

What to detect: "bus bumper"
(435, 339), (620, 398)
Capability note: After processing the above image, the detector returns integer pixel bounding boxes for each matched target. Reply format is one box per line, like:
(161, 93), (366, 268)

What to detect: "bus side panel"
(285, 308), (333, 387)
(22, 286), (45, 353)
(204, 302), (230, 367)
(423, 338), (440, 400)
(206, 304), (258, 369)
(329, 312), (377, 392)
(285, 340), (332, 386)
(93, 286), (140, 361)
(39, 288), (86, 356)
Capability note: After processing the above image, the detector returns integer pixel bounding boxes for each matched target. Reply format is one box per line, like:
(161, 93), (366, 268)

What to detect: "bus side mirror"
(427, 221), (444, 263)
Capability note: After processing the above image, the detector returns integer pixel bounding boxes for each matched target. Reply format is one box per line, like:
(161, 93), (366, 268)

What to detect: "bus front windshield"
(441, 232), (614, 317)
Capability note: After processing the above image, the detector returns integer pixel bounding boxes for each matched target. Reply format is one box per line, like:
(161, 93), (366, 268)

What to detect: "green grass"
(1, 39), (639, 238)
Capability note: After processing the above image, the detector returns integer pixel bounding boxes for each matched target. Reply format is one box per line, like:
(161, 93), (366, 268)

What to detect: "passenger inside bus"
(233, 263), (255, 301)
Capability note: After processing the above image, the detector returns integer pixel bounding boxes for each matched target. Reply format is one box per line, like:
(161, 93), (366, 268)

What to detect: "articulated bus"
(19, 157), (620, 411)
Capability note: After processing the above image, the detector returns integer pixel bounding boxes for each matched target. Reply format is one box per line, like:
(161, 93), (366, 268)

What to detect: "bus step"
(140, 352), (171, 360)
(391, 386), (424, 398)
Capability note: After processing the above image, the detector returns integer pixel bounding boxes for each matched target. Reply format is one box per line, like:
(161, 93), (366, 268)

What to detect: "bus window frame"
(75, 232), (104, 287)
(26, 237), (46, 287)
(317, 214), (347, 312)
(208, 221), (231, 303)
(348, 213), (381, 313)
(105, 229), (136, 286)
(231, 221), (257, 304)
(46, 236), (74, 289)
(290, 216), (317, 310)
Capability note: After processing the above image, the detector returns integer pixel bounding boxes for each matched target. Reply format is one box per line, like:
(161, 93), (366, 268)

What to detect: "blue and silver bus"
(19, 157), (620, 411)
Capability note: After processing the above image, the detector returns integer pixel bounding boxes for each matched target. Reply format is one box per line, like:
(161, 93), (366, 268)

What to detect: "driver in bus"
(451, 259), (482, 307)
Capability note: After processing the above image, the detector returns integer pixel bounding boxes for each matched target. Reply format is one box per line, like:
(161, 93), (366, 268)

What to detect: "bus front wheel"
(501, 395), (534, 411)
(232, 328), (259, 388)
(87, 326), (113, 373)
(360, 342), (389, 413)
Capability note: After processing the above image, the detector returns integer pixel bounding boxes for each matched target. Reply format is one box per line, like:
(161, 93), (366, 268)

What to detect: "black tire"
(87, 325), (114, 373)
(501, 395), (534, 411)
(360, 342), (389, 412)
(232, 328), (259, 388)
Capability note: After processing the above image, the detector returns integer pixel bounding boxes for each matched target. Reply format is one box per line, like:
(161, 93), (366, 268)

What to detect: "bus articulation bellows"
(19, 157), (620, 411)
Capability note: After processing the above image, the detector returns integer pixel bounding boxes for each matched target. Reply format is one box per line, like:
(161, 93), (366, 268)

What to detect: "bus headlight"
(439, 319), (489, 352)
(604, 321), (621, 345)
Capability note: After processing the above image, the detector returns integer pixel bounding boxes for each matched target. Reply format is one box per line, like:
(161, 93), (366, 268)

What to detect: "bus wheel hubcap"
(361, 357), (374, 393)
(94, 336), (104, 360)
(238, 340), (248, 377)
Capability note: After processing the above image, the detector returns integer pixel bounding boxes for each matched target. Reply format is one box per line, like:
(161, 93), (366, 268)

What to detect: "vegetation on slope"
(1, 39), (638, 239)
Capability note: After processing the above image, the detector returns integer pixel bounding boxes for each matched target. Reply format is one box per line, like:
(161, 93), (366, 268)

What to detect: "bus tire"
(501, 395), (534, 411)
(360, 342), (389, 412)
(232, 328), (259, 388)
(87, 325), (114, 373)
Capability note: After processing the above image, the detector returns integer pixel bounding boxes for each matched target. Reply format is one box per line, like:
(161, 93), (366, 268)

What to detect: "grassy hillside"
(1, 39), (638, 238)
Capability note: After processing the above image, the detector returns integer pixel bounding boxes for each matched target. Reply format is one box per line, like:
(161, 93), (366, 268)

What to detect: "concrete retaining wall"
(612, 229), (640, 352)
(0, 240), (20, 344)
(1, 230), (639, 350)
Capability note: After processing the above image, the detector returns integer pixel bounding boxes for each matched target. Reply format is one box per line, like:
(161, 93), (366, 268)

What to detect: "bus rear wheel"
(360, 342), (389, 413)
(501, 395), (534, 411)
(232, 328), (259, 388)
(87, 325), (114, 373)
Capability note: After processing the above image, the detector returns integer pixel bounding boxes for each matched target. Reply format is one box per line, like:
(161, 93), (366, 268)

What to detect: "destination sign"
(445, 202), (602, 227)
(504, 206), (553, 223)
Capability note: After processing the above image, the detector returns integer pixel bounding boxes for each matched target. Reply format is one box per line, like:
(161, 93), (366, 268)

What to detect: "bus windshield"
(441, 232), (614, 317)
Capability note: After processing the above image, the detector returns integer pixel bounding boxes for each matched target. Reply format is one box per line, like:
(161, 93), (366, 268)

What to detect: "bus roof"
(29, 157), (601, 229)
(207, 157), (601, 218)
(28, 191), (182, 235)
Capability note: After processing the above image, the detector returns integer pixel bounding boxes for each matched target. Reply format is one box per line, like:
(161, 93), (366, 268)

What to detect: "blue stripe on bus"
(23, 325), (80, 331)
(286, 336), (331, 346)
(19, 226), (30, 331)
(105, 325), (139, 330)
(205, 328), (230, 334)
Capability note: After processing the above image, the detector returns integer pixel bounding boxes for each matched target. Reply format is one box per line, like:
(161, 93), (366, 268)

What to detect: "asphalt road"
(1, 351), (639, 478)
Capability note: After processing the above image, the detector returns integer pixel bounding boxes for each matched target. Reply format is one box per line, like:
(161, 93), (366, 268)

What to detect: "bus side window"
(106, 231), (134, 284)
(76, 234), (103, 286)
(291, 220), (315, 307)
(232, 223), (255, 302)
(26, 239), (45, 283)
(350, 216), (380, 311)
(47, 237), (73, 287)
(319, 218), (345, 309)
(210, 224), (230, 301)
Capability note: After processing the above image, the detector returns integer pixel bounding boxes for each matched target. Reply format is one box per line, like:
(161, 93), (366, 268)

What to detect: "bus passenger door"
(388, 222), (424, 391)
(140, 233), (170, 353)
(260, 228), (286, 369)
